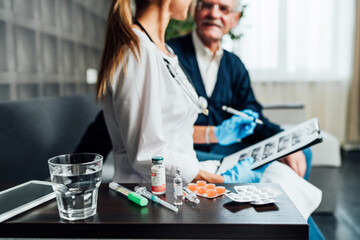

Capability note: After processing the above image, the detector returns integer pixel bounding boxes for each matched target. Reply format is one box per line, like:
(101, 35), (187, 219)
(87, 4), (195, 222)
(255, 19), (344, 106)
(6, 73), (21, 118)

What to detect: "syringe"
(109, 182), (148, 207)
(134, 186), (179, 213)
(183, 188), (200, 205)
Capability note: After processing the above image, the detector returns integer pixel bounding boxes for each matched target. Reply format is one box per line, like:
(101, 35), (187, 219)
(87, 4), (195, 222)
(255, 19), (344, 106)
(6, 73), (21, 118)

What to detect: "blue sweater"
(168, 34), (282, 149)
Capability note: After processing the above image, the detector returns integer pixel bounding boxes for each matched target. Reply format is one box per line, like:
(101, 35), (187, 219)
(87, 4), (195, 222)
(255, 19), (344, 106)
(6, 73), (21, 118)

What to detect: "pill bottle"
(151, 156), (166, 195)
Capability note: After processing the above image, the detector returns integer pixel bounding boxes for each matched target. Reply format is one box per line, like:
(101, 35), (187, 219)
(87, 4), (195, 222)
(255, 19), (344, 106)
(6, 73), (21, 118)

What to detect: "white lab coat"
(103, 29), (200, 183)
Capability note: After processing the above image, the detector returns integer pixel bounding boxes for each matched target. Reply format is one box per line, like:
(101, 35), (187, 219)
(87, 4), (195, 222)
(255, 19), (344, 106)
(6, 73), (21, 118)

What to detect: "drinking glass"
(48, 153), (103, 220)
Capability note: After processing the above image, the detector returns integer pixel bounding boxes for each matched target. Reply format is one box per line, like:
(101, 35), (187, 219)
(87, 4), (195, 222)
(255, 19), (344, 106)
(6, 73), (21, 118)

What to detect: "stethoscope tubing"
(164, 59), (209, 115)
(133, 19), (209, 115)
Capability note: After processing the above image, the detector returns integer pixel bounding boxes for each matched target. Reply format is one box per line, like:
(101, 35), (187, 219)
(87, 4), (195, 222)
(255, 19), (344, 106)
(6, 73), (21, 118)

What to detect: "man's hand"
(214, 110), (258, 146)
(221, 157), (268, 183)
(280, 151), (307, 178)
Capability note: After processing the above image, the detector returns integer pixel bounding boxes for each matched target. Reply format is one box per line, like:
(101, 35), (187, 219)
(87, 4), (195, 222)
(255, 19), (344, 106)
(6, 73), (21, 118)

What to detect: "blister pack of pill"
(225, 185), (282, 205)
(185, 187), (229, 199)
(187, 182), (229, 199)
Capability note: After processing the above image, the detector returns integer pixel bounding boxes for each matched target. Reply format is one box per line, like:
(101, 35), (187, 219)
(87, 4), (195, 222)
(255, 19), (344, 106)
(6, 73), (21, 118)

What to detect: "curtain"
(227, 0), (355, 82)
(221, 0), (356, 143)
(346, 0), (360, 144)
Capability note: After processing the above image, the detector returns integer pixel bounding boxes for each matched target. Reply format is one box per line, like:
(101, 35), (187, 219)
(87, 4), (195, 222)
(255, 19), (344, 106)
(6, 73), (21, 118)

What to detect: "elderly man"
(167, 0), (311, 179)
(167, 1), (323, 239)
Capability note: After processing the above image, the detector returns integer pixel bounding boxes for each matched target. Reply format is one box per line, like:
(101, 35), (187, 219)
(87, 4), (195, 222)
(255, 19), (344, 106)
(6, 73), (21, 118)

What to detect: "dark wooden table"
(0, 183), (308, 239)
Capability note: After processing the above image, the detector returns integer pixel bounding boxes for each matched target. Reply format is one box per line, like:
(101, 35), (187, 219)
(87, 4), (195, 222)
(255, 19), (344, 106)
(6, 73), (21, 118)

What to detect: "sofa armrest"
(312, 131), (341, 167)
(262, 103), (305, 109)
(262, 104), (306, 125)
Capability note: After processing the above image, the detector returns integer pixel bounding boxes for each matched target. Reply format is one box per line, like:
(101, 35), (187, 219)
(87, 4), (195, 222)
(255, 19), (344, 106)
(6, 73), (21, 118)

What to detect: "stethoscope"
(134, 20), (209, 116)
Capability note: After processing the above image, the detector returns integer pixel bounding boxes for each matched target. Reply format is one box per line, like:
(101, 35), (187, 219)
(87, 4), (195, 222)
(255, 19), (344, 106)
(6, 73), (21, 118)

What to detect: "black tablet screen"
(0, 182), (54, 215)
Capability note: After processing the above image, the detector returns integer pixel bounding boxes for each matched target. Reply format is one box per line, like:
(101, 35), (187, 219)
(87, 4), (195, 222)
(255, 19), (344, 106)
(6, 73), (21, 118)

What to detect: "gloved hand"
(242, 109), (259, 120)
(214, 110), (258, 146)
(221, 157), (268, 183)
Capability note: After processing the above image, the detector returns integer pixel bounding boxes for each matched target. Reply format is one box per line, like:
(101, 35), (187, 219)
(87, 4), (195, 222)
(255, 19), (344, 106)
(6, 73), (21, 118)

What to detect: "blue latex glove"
(214, 111), (258, 146)
(221, 157), (268, 183)
(242, 109), (259, 121)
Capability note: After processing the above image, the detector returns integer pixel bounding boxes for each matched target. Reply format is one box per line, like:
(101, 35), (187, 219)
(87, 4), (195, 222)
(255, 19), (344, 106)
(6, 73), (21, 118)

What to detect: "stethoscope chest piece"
(199, 96), (209, 115)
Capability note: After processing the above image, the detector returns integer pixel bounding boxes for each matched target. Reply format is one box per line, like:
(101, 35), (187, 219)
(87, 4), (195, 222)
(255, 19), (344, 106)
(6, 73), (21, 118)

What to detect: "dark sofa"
(0, 95), (100, 183)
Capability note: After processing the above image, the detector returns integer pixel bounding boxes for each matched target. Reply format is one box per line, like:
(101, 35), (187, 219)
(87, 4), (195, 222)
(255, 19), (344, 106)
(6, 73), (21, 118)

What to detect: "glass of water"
(48, 153), (103, 221)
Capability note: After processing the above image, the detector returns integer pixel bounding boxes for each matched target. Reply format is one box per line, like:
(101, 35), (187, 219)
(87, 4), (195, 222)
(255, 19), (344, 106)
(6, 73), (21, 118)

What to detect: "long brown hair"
(96, 0), (151, 100)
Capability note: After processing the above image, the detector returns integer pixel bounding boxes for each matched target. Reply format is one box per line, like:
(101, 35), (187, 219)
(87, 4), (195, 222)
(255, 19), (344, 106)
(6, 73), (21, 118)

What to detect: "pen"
(134, 186), (179, 213)
(109, 182), (148, 207)
(222, 105), (263, 125)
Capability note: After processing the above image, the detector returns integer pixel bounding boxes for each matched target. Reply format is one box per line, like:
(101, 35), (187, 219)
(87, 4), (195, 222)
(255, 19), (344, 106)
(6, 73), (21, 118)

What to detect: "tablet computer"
(0, 180), (56, 223)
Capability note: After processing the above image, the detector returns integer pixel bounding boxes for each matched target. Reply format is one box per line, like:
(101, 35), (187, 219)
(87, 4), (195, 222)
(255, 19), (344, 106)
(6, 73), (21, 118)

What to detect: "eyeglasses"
(197, 1), (235, 15)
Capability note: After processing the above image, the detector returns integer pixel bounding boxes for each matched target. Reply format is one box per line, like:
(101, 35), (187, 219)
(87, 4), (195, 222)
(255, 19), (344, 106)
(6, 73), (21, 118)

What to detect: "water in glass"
(51, 164), (102, 220)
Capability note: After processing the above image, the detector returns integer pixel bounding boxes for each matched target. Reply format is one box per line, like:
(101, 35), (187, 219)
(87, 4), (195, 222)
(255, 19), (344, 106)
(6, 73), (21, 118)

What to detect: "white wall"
(0, 0), (111, 102)
(252, 81), (349, 143)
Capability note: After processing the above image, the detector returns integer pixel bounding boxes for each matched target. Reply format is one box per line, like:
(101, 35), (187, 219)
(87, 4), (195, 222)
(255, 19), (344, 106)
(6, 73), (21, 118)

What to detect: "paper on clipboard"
(217, 118), (322, 174)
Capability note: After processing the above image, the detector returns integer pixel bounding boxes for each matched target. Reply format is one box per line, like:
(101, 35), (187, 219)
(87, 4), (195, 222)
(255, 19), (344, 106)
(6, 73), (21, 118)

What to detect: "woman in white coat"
(96, 0), (265, 184)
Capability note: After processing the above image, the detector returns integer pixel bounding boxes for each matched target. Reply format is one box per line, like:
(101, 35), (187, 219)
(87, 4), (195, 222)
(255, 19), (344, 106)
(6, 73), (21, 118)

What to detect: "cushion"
(0, 95), (100, 183)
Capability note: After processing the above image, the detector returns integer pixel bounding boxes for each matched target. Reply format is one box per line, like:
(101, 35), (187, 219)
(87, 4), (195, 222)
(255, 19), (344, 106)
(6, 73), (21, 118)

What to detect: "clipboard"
(217, 118), (322, 174)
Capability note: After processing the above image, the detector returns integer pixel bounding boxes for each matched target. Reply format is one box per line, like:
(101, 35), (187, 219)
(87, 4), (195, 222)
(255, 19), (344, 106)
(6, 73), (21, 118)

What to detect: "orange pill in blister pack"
(196, 180), (206, 187)
(188, 183), (197, 192)
(207, 189), (217, 197)
(215, 186), (226, 194)
(197, 186), (206, 194)
(206, 183), (215, 190)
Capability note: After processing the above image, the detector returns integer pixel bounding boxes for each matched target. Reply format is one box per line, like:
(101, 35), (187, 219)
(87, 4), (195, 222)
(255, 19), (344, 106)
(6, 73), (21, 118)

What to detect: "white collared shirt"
(192, 30), (223, 97)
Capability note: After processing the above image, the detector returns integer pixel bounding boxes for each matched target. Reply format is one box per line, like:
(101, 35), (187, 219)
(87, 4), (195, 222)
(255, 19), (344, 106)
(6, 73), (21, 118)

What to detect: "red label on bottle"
(152, 184), (166, 192)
